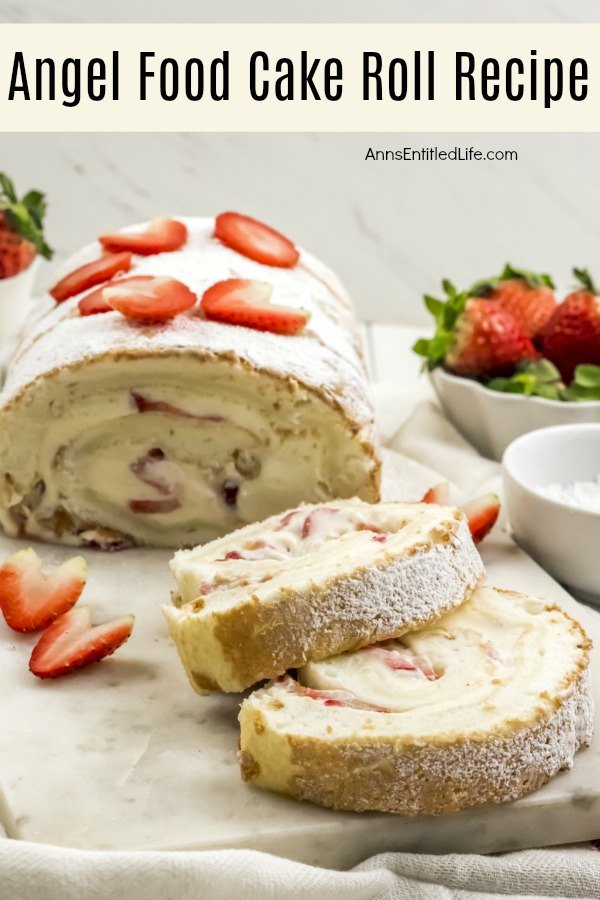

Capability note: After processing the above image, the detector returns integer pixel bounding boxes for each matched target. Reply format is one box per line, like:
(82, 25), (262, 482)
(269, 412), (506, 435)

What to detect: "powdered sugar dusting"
(3, 218), (374, 427)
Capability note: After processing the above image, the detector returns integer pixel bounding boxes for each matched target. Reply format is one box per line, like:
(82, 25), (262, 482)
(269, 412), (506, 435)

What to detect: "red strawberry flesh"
(461, 494), (500, 545)
(201, 278), (309, 336)
(0, 549), (86, 633)
(99, 218), (188, 255)
(51, 252), (132, 303)
(104, 275), (197, 321)
(29, 607), (134, 679)
(214, 212), (299, 268)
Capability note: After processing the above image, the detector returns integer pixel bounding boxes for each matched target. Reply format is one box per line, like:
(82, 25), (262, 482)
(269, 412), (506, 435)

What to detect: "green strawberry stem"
(470, 263), (554, 296)
(572, 267), (600, 296)
(412, 280), (469, 370)
(0, 172), (53, 260)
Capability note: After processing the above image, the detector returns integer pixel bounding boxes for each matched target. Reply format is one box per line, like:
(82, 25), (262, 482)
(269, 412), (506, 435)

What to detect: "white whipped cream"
(299, 587), (583, 739)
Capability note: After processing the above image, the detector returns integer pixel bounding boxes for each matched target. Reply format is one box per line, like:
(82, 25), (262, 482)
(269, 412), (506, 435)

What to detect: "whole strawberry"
(414, 280), (536, 379)
(0, 173), (53, 278)
(470, 264), (556, 341)
(541, 268), (600, 383)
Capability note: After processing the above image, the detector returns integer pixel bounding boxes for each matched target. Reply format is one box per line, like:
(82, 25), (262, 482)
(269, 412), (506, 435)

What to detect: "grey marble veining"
(1, 133), (600, 325)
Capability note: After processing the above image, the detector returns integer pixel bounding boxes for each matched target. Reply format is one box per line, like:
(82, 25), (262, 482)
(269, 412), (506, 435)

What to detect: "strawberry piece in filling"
(131, 391), (224, 422)
(284, 679), (389, 713)
(364, 645), (438, 681)
(128, 448), (181, 515)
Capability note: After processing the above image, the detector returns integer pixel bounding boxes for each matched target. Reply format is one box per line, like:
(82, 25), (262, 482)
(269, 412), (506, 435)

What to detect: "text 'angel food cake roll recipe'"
(164, 499), (484, 692)
(239, 586), (593, 815)
(0, 215), (380, 549)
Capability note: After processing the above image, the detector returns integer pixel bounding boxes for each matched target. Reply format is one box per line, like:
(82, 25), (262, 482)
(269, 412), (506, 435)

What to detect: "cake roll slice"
(164, 499), (484, 693)
(239, 586), (593, 815)
(0, 216), (379, 549)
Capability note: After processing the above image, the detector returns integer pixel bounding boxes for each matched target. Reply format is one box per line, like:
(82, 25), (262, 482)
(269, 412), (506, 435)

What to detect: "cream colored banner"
(0, 23), (596, 131)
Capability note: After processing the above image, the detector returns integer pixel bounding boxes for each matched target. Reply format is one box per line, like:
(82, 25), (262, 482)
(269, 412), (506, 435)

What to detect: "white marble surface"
(0, 326), (599, 864)
(2, 0), (600, 24)
(3, 132), (600, 325)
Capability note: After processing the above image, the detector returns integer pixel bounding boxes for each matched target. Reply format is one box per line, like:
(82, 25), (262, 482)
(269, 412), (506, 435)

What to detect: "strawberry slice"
(461, 494), (500, 545)
(201, 279), (309, 336)
(99, 218), (187, 256)
(102, 275), (197, 322)
(214, 212), (299, 268)
(50, 252), (132, 303)
(29, 607), (134, 679)
(421, 482), (450, 504)
(0, 548), (86, 633)
(78, 286), (113, 316)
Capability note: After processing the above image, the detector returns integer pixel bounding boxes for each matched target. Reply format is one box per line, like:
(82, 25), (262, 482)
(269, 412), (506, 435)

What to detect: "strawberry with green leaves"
(0, 172), (53, 278)
(540, 268), (600, 383)
(470, 264), (556, 341)
(414, 280), (536, 379)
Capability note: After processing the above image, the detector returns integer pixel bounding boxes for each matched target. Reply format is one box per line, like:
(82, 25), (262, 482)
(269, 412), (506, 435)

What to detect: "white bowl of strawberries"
(414, 266), (600, 461)
(0, 173), (52, 347)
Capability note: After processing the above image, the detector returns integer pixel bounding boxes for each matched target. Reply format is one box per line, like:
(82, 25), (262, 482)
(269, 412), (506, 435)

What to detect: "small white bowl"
(431, 367), (600, 461)
(502, 424), (600, 602)
(0, 257), (40, 349)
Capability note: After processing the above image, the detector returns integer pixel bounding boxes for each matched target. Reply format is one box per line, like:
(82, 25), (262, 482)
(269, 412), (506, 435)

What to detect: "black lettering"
(160, 58), (178, 101)
(455, 52), (475, 100)
(62, 58), (80, 108)
(389, 58), (408, 101)
(481, 57), (500, 101)
(87, 58), (107, 101)
(505, 58), (524, 101)
(275, 58), (294, 101)
(8, 52), (30, 99)
(249, 51), (269, 101)
(211, 51), (229, 101)
(139, 51), (155, 100)
(544, 58), (563, 108)
(363, 52), (383, 100)
(300, 52), (320, 100)
(570, 58), (588, 101)
(323, 58), (342, 100)
(34, 58), (55, 100)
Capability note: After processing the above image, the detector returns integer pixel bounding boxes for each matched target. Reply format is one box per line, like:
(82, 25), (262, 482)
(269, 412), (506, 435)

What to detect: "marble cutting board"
(0, 452), (599, 866)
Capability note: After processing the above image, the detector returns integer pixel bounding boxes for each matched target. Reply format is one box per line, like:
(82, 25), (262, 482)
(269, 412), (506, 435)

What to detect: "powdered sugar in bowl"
(502, 424), (600, 604)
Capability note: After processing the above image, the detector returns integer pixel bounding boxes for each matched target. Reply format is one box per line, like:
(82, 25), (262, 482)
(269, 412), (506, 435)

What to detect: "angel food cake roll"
(239, 586), (594, 815)
(0, 214), (380, 549)
(164, 499), (484, 693)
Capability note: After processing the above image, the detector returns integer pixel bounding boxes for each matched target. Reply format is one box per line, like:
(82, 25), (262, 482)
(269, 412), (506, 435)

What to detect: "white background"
(1, 1), (599, 322)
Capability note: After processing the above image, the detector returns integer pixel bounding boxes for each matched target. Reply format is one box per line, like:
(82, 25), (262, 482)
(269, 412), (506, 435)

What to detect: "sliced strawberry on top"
(0, 548), (86, 632)
(201, 278), (309, 336)
(78, 285), (113, 316)
(421, 482), (450, 504)
(102, 275), (197, 322)
(50, 252), (132, 303)
(29, 607), (134, 679)
(99, 218), (187, 256)
(214, 212), (300, 268)
(461, 494), (500, 545)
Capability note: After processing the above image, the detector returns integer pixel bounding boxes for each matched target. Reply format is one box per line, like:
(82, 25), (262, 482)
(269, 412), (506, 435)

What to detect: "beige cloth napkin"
(1, 399), (599, 899)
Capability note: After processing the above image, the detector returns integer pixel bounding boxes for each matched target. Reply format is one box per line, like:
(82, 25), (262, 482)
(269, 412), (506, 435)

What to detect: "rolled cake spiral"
(239, 587), (593, 814)
(165, 499), (484, 693)
(0, 217), (379, 549)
